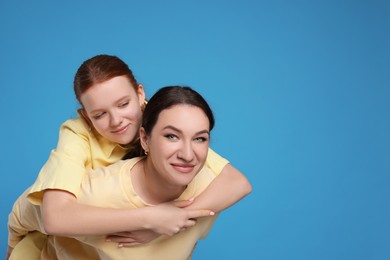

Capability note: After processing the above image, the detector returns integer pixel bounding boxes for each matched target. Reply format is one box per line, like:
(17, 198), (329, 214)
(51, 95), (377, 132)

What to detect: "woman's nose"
(177, 142), (194, 162)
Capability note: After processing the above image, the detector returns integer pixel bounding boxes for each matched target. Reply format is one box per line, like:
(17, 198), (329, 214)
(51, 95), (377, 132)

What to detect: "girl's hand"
(106, 199), (214, 247)
(6, 245), (13, 260)
(145, 199), (214, 236)
(106, 230), (159, 247)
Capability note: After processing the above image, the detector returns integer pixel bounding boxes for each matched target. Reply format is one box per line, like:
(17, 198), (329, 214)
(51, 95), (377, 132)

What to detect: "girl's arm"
(7, 188), (47, 259)
(42, 189), (213, 237)
(6, 246), (12, 260)
(28, 119), (210, 236)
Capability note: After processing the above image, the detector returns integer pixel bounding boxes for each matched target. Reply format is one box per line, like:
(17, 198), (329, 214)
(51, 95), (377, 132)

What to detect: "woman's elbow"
(239, 174), (252, 197)
(224, 164), (252, 198)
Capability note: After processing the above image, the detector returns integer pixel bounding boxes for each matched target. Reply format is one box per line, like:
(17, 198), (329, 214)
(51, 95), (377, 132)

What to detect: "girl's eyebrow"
(163, 125), (210, 136)
(89, 96), (130, 114)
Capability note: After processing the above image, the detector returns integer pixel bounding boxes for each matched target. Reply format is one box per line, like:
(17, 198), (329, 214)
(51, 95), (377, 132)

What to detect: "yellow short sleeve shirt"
(27, 115), (128, 205)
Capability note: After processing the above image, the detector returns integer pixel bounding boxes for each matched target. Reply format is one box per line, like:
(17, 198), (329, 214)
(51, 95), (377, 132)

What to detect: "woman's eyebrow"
(163, 125), (210, 136)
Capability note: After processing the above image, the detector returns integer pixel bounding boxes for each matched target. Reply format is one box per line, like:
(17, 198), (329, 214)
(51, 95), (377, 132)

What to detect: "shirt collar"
(98, 133), (127, 157)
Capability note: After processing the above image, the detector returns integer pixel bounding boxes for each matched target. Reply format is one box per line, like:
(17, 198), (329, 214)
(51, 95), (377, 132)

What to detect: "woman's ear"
(139, 127), (149, 154)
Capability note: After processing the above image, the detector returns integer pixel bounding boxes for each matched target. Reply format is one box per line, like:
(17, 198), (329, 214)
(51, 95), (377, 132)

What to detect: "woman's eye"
(165, 134), (178, 140)
(194, 136), (208, 142)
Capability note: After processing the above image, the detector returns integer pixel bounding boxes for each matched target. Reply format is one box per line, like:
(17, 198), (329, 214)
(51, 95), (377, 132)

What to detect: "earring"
(141, 100), (148, 112)
(144, 150), (148, 156)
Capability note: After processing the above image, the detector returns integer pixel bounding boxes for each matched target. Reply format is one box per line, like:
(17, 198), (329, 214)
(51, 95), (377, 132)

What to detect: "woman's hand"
(106, 230), (159, 247)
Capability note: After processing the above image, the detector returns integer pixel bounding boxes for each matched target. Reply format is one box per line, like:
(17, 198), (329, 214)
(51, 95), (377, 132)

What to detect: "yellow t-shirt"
(27, 115), (128, 205)
(10, 158), (218, 260)
(27, 115), (228, 205)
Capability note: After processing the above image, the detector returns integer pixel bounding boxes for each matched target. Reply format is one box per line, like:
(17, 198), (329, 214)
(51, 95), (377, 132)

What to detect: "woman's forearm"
(187, 164), (252, 212)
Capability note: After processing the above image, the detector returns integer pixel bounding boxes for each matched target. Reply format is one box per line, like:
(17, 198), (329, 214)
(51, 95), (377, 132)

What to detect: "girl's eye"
(92, 112), (105, 120)
(165, 134), (178, 140)
(119, 101), (129, 108)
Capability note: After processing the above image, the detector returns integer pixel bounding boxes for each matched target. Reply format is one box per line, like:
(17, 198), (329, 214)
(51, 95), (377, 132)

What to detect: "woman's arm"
(108, 161), (252, 247)
(187, 163), (252, 212)
(106, 163), (251, 247)
(106, 156), (251, 247)
(42, 189), (213, 237)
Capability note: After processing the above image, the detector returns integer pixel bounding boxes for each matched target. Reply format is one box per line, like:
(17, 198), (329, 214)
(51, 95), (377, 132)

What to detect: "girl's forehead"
(81, 76), (136, 109)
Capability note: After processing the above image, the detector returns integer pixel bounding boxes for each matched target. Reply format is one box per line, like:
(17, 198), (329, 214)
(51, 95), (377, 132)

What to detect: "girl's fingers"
(188, 209), (215, 219)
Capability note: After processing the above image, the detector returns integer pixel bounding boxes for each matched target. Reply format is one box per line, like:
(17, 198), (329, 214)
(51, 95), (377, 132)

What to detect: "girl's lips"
(112, 125), (129, 134)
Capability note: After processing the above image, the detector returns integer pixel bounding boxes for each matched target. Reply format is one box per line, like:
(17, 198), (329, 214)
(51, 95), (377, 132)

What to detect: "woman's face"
(80, 76), (145, 145)
(143, 104), (210, 188)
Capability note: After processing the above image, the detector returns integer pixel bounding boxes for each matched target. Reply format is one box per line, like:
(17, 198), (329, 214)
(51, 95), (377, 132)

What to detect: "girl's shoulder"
(60, 116), (91, 136)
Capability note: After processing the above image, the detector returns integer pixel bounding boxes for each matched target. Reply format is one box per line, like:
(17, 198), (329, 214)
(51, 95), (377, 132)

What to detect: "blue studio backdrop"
(1, 1), (389, 259)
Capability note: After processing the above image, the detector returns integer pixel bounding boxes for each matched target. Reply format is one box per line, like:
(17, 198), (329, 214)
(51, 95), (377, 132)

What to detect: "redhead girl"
(7, 55), (251, 259)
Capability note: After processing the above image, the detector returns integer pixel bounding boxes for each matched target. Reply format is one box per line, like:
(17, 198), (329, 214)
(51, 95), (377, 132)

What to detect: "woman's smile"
(170, 163), (196, 174)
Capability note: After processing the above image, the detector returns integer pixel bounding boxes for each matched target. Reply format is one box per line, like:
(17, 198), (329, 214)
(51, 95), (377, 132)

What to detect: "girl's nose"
(110, 113), (123, 127)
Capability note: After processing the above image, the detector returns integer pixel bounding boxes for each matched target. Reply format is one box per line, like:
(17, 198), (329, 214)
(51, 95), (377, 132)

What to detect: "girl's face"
(80, 76), (145, 145)
(142, 104), (210, 188)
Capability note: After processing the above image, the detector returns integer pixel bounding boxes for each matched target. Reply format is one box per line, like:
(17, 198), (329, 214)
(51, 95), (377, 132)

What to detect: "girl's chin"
(114, 134), (137, 145)
(110, 137), (131, 145)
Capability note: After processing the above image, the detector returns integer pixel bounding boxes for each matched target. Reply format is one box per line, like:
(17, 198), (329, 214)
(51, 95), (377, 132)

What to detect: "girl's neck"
(133, 158), (186, 205)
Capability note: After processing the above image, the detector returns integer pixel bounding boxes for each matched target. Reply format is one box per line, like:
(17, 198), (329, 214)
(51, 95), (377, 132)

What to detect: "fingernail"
(118, 244), (123, 248)
(210, 211), (215, 216)
(106, 239), (111, 242)
(188, 198), (194, 202)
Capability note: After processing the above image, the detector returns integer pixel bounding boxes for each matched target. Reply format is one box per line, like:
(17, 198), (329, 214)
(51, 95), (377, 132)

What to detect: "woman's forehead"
(154, 105), (209, 132)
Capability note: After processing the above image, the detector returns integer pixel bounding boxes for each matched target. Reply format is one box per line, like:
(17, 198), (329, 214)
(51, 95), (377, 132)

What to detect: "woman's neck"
(132, 158), (186, 205)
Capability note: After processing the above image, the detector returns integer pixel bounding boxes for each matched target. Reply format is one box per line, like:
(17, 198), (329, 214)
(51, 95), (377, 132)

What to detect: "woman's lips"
(171, 163), (195, 173)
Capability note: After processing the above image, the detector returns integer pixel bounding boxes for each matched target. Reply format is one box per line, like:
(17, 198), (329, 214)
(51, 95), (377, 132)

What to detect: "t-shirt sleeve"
(199, 214), (219, 240)
(204, 148), (229, 177)
(8, 188), (46, 248)
(27, 120), (90, 205)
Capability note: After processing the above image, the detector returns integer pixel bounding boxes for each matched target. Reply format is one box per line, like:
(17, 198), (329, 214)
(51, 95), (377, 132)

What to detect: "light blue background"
(1, 1), (389, 259)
